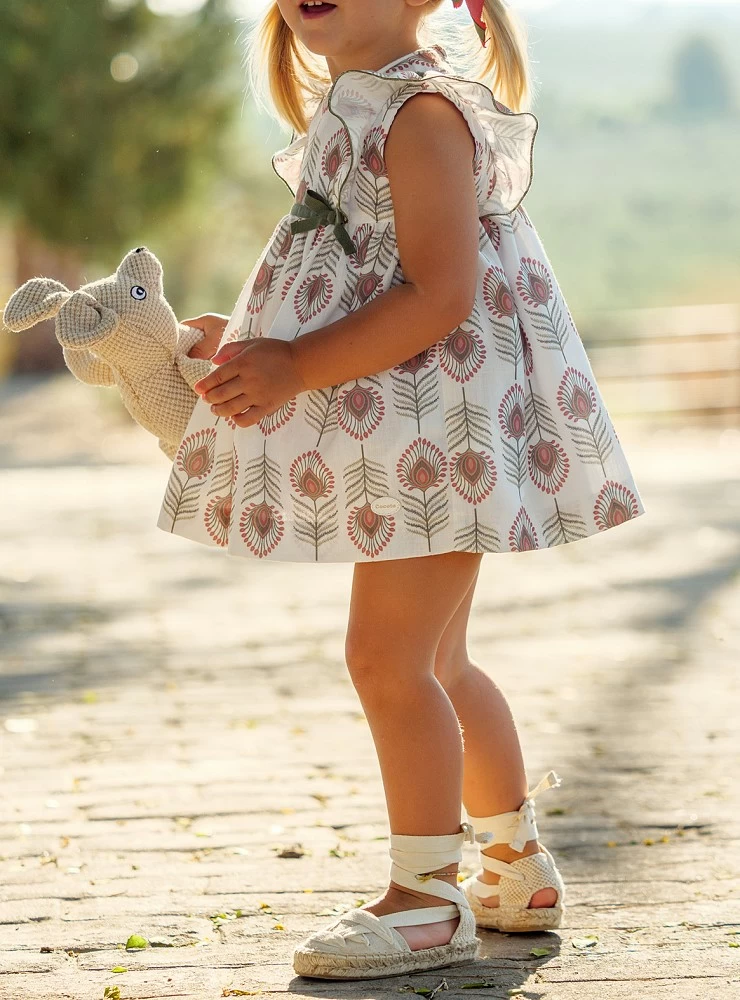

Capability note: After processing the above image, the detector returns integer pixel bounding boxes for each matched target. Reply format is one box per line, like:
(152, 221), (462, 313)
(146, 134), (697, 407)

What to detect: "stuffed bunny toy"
(1, 246), (212, 460)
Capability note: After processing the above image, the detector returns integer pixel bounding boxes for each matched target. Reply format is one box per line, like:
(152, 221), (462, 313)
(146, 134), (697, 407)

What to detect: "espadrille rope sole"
(460, 872), (565, 932)
(292, 938), (479, 980)
(462, 771), (567, 933)
(292, 823), (487, 980)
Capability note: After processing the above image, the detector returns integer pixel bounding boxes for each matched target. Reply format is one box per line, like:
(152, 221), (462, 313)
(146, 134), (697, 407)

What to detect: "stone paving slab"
(1, 374), (740, 999)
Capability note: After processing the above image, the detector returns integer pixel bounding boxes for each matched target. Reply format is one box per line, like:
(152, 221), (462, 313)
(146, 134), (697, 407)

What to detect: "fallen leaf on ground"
(276, 844), (306, 858)
(400, 979), (447, 997)
(329, 845), (357, 858)
(572, 935), (599, 949)
(317, 904), (346, 916)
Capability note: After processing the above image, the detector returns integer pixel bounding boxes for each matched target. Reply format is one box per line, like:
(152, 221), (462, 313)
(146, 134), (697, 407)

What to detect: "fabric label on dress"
(370, 496), (402, 515)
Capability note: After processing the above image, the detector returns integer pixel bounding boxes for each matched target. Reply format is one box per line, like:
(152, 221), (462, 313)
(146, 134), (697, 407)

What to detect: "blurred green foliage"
(0, 1), (738, 338)
(0, 0), (242, 249)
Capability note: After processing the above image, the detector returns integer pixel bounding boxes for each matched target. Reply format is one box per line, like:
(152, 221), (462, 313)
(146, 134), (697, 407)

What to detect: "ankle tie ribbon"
(290, 188), (357, 256)
(508, 770), (562, 852)
(465, 770), (563, 853)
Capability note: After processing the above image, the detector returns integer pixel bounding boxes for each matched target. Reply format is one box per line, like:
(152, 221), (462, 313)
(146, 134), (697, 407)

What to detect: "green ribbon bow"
(290, 188), (357, 256)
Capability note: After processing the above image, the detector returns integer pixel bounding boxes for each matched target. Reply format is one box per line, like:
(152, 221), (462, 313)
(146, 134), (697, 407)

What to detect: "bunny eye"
(130, 285), (147, 300)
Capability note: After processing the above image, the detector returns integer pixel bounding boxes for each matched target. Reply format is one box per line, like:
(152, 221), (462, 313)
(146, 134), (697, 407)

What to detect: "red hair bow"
(452, 0), (488, 47)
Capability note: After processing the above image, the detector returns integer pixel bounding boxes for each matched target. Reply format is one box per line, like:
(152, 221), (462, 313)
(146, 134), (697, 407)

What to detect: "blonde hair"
(241, 0), (532, 137)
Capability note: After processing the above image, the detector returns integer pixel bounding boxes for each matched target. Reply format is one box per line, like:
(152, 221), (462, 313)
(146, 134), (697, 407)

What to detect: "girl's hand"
(193, 338), (307, 428)
(182, 312), (230, 359)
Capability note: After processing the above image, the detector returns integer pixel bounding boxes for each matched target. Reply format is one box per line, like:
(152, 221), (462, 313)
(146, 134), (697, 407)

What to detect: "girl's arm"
(196, 94), (480, 425)
(291, 93), (480, 391)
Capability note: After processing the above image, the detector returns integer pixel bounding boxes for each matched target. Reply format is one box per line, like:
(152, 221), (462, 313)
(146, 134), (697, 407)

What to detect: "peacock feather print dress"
(157, 44), (646, 562)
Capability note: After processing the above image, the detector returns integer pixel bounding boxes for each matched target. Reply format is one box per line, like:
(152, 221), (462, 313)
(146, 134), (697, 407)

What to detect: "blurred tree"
(0, 0), (242, 372)
(667, 33), (735, 117)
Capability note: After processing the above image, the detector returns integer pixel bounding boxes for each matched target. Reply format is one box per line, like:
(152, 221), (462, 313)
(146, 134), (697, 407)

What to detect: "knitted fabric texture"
(460, 845), (566, 931)
(486, 850), (565, 907)
(2, 246), (211, 460)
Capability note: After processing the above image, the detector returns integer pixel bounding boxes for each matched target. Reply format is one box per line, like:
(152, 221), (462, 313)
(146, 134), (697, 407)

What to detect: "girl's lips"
(300, 2), (336, 19)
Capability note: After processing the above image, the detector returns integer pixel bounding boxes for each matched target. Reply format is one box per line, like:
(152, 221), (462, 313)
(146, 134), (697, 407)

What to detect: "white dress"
(157, 44), (646, 562)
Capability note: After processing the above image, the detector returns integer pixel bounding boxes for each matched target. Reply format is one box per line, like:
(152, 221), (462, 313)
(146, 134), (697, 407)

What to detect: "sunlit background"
(1, 0), (739, 417)
(2, 10), (739, 994)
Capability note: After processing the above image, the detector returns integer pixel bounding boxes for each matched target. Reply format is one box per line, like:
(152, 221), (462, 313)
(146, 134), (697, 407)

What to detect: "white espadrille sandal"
(293, 823), (489, 980)
(459, 770), (566, 933)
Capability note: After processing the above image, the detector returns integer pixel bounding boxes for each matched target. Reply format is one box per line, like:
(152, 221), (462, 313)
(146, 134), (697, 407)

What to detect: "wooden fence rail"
(579, 302), (740, 426)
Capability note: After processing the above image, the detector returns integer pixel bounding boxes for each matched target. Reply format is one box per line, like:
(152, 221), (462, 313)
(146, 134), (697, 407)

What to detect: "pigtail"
(420, 0), (532, 112)
(242, 0), (533, 136)
(242, 1), (330, 136)
(479, 1), (532, 112)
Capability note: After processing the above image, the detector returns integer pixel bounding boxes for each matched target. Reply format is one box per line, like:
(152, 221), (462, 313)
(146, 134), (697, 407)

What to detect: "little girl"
(158, 0), (646, 981)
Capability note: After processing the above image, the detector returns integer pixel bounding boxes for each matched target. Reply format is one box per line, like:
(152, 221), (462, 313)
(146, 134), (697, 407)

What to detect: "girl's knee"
(345, 640), (395, 690)
(344, 633), (431, 696)
(434, 652), (474, 690)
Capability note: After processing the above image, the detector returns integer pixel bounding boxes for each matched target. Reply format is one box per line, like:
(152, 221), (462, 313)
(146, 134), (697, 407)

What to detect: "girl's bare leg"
(433, 563), (557, 909)
(345, 550), (484, 951)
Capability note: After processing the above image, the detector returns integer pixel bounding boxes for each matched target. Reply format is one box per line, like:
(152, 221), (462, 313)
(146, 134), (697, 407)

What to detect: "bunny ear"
(1, 278), (71, 332)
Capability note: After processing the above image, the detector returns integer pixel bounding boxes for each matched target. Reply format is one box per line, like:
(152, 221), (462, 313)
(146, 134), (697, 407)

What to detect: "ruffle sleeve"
(271, 132), (307, 197)
(325, 71), (538, 219)
(270, 91), (328, 197)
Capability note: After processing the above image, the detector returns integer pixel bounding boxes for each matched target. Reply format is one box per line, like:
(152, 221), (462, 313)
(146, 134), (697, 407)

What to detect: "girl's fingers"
(234, 406), (265, 428)
(200, 372), (246, 404)
(195, 350), (250, 396)
(209, 392), (253, 417)
(187, 329), (219, 359)
(187, 344), (215, 359)
(212, 340), (248, 364)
